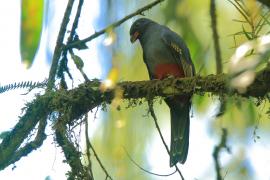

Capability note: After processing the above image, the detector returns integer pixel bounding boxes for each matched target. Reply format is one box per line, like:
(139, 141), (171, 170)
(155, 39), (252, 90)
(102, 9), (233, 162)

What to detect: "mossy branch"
(47, 0), (75, 90)
(49, 67), (270, 127)
(0, 95), (51, 170)
(0, 66), (269, 170)
(210, 0), (223, 74)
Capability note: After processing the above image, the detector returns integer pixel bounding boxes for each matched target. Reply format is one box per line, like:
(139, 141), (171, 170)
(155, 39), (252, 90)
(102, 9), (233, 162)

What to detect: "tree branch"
(210, 0), (223, 74)
(65, 0), (166, 49)
(0, 67), (269, 170)
(47, 0), (75, 90)
(49, 68), (270, 125)
(85, 115), (94, 178)
(7, 118), (47, 166)
(213, 128), (230, 180)
(68, 0), (84, 43)
(0, 95), (51, 170)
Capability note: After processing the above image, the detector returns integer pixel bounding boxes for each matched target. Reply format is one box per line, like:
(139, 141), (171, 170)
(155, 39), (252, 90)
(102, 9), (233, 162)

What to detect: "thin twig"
(85, 114), (94, 179)
(47, 0), (75, 90)
(210, 0), (223, 74)
(64, 0), (89, 82)
(89, 139), (113, 180)
(66, 0), (89, 81)
(210, 0), (225, 117)
(123, 147), (177, 177)
(68, 0), (84, 43)
(148, 100), (185, 180)
(213, 128), (230, 180)
(65, 0), (166, 49)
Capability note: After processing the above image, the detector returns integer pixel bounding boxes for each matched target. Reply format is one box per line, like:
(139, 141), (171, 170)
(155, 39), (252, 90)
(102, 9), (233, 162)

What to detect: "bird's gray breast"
(141, 29), (175, 76)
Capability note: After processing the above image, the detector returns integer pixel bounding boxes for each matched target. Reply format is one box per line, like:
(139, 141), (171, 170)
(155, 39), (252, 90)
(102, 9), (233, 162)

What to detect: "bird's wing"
(161, 28), (195, 77)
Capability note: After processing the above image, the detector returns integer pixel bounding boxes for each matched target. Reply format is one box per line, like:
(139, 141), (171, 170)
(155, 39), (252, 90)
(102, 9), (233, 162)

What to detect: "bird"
(129, 18), (195, 166)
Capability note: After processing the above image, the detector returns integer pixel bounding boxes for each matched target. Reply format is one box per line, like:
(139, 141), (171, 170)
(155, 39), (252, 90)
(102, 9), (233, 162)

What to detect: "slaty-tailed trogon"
(129, 18), (195, 166)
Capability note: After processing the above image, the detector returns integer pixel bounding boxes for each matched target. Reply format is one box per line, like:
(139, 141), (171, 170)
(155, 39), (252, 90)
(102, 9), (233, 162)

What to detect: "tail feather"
(167, 99), (190, 167)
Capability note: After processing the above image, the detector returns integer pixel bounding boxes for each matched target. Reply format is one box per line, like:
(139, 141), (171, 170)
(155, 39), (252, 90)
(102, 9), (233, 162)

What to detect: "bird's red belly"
(154, 63), (184, 79)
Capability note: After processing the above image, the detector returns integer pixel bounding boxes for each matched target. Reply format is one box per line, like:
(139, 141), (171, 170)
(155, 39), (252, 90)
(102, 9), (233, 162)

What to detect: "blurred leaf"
(71, 54), (84, 70)
(245, 100), (256, 125)
(21, 0), (44, 68)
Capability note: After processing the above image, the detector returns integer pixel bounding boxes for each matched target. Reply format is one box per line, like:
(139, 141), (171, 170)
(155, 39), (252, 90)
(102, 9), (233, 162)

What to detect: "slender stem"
(123, 147), (177, 177)
(47, 0), (75, 90)
(210, 0), (223, 74)
(68, 0), (84, 43)
(89, 140), (113, 180)
(213, 128), (230, 180)
(85, 115), (94, 179)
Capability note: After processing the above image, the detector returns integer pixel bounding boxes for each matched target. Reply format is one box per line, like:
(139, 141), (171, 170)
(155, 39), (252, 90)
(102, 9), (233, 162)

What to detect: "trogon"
(129, 18), (195, 166)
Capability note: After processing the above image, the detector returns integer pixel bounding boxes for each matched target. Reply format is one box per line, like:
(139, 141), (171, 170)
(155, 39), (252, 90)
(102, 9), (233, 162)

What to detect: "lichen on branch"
(50, 67), (270, 124)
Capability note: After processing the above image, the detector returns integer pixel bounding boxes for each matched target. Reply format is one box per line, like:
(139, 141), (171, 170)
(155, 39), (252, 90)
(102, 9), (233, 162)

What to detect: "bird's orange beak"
(130, 31), (139, 43)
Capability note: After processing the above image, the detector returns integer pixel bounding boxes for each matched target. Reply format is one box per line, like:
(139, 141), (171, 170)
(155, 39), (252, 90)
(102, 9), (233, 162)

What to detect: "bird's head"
(129, 18), (154, 43)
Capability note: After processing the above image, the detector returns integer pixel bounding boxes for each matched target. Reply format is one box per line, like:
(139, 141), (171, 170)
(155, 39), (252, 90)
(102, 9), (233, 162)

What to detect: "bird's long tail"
(166, 98), (190, 167)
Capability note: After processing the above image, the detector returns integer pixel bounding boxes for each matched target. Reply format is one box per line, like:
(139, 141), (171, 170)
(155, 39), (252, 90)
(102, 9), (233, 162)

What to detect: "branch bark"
(47, 0), (75, 90)
(1, 66), (269, 170)
(0, 96), (51, 170)
(213, 128), (230, 180)
(50, 67), (270, 125)
(7, 118), (47, 166)
(210, 0), (223, 74)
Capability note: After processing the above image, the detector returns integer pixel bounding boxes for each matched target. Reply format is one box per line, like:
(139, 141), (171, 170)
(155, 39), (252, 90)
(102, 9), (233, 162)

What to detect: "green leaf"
(71, 54), (84, 70)
(20, 0), (44, 68)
